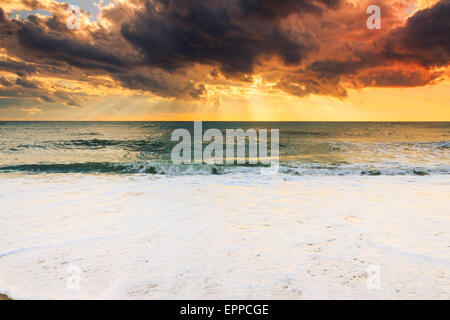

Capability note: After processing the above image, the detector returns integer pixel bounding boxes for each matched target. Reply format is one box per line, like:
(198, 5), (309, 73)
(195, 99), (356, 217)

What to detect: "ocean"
(0, 121), (448, 175)
(0, 122), (449, 299)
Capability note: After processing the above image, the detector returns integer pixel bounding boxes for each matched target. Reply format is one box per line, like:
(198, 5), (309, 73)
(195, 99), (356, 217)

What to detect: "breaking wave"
(0, 161), (448, 176)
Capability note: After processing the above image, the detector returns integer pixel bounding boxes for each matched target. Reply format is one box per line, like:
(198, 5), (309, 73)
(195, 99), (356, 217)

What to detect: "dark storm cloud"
(15, 77), (40, 88)
(239, 0), (341, 19)
(0, 58), (71, 78)
(277, 71), (347, 98)
(382, 0), (450, 68)
(0, 0), (448, 102)
(121, 0), (315, 74)
(0, 6), (5, 23)
(190, 83), (206, 99)
(0, 60), (37, 75)
(17, 20), (127, 70)
(1, 3), (207, 99)
(117, 71), (207, 99)
(281, 0), (450, 96)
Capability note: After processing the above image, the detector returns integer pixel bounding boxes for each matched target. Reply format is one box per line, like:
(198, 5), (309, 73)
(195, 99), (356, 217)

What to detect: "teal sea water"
(1, 122), (449, 299)
(0, 121), (448, 175)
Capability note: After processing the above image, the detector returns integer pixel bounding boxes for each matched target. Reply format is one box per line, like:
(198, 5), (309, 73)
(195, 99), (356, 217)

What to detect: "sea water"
(0, 122), (449, 299)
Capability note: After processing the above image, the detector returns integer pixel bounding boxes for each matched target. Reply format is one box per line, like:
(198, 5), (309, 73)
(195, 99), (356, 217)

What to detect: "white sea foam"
(0, 173), (449, 299)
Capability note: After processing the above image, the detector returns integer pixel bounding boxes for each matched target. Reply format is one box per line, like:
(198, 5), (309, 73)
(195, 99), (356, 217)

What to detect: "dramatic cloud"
(276, 0), (449, 97)
(120, 0), (316, 74)
(0, 0), (448, 115)
(382, 0), (450, 68)
(239, 0), (342, 19)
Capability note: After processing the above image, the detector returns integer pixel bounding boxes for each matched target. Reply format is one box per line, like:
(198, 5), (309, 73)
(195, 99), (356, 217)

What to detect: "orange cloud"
(0, 0), (448, 120)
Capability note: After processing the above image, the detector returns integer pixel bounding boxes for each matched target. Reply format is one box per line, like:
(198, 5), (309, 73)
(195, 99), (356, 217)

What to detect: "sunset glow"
(0, 0), (448, 120)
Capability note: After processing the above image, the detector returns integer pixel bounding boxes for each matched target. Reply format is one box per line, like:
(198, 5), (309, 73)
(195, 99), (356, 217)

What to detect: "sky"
(0, 0), (448, 121)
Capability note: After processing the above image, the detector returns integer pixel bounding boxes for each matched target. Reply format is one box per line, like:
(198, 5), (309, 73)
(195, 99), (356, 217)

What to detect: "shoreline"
(1, 175), (449, 299)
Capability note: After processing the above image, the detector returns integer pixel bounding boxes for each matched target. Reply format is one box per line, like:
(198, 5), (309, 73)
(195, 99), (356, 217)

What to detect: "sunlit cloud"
(0, 0), (448, 120)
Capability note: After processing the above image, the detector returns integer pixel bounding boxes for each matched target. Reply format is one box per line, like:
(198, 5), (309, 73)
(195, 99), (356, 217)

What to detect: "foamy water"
(0, 173), (449, 299)
(0, 122), (449, 299)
